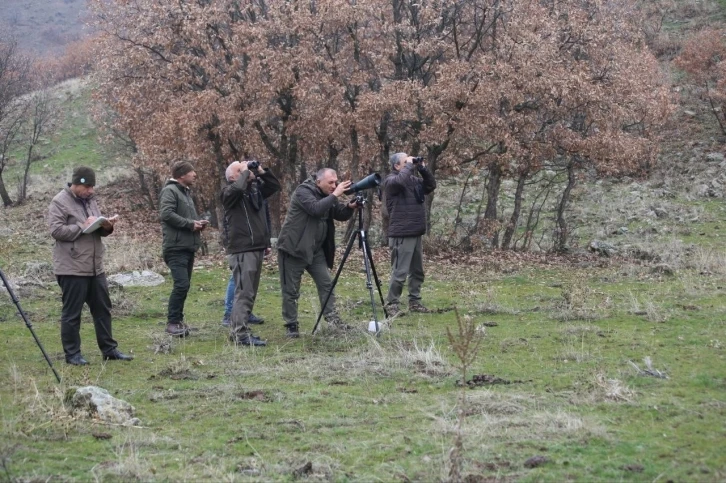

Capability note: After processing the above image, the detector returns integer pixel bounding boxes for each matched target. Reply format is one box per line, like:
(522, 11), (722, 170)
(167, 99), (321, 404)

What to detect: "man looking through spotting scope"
(383, 153), (437, 315)
(221, 160), (281, 347)
(277, 168), (358, 337)
(48, 166), (133, 365)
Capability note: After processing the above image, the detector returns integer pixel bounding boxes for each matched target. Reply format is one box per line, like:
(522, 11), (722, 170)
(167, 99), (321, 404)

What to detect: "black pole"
(0, 267), (62, 383)
(312, 225), (359, 335)
(312, 194), (388, 335)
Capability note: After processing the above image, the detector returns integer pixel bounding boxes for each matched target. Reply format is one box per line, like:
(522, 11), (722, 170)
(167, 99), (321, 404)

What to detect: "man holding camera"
(221, 160), (280, 346)
(383, 153), (437, 315)
(277, 168), (358, 337)
(48, 166), (133, 365)
(159, 161), (208, 337)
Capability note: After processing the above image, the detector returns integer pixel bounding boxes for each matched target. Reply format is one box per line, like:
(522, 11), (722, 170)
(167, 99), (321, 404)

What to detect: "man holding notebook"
(47, 166), (132, 365)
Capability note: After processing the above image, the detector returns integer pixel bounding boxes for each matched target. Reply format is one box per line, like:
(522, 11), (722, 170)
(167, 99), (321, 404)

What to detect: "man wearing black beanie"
(47, 166), (133, 365)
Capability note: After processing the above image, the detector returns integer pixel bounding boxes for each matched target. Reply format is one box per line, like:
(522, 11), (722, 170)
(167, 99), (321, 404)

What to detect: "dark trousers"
(57, 274), (117, 358)
(164, 250), (195, 323)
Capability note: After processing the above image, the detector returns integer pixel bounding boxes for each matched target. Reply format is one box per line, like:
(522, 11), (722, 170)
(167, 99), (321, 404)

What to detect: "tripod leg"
(0, 268), (62, 383)
(312, 231), (358, 335)
(359, 229), (380, 333)
(363, 235), (388, 318)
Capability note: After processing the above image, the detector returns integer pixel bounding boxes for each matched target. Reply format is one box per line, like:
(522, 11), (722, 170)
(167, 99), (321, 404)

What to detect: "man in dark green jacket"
(277, 168), (357, 337)
(221, 160), (281, 346)
(159, 161), (208, 337)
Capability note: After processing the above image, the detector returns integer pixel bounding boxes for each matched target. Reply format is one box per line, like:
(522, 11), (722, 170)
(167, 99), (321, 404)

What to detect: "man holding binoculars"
(383, 153), (437, 315)
(222, 159), (281, 346)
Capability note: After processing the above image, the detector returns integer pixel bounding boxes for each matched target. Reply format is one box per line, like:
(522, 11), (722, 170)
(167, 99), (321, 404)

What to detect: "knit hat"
(71, 166), (96, 186)
(171, 161), (195, 179)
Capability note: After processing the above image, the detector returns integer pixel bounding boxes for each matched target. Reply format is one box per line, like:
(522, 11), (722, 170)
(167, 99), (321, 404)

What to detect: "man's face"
(317, 171), (338, 195)
(178, 170), (197, 187)
(71, 184), (94, 199)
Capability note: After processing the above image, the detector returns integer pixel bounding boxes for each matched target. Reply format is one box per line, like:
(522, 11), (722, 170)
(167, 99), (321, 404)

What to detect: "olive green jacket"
(159, 179), (201, 253)
(277, 177), (354, 268)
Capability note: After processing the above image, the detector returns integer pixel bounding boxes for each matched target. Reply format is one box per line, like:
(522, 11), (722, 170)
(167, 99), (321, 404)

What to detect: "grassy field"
(1, 227), (726, 481)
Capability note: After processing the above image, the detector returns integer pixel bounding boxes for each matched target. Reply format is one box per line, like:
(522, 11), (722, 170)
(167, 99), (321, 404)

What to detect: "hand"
(101, 215), (119, 230)
(82, 216), (98, 229)
(333, 180), (352, 197)
(347, 199), (359, 209)
(193, 220), (209, 231)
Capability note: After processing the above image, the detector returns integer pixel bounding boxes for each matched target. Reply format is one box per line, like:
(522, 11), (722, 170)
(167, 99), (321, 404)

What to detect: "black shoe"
(103, 349), (134, 361)
(66, 353), (89, 366)
(231, 333), (267, 346)
(248, 313), (265, 325)
(285, 323), (300, 338)
(166, 322), (189, 337)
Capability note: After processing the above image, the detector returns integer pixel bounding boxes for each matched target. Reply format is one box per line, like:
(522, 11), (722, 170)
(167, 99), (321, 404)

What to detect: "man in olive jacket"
(221, 160), (281, 346)
(383, 153), (437, 315)
(277, 168), (357, 337)
(48, 166), (133, 365)
(159, 161), (208, 337)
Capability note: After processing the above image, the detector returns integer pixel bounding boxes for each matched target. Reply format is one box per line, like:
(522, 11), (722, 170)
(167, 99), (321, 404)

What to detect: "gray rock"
(650, 206), (669, 218)
(589, 240), (617, 257)
(614, 227), (629, 235)
(706, 152), (725, 163)
(68, 386), (140, 426)
(107, 270), (164, 287)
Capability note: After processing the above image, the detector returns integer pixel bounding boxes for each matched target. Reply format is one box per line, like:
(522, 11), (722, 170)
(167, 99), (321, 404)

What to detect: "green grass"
(1, 254), (726, 481)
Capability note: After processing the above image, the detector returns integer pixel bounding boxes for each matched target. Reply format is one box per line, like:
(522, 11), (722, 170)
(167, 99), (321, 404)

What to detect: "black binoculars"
(412, 156), (424, 164)
(247, 161), (260, 170)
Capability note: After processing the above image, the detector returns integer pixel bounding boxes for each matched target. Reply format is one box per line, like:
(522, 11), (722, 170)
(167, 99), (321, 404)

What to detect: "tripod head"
(354, 192), (366, 207)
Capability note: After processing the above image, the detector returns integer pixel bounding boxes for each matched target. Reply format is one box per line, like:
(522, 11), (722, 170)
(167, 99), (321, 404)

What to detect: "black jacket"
(383, 163), (436, 238)
(221, 169), (281, 254)
(277, 176), (354, 268)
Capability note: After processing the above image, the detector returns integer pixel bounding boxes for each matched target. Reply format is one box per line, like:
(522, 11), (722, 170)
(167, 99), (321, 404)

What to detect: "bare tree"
(17, 85), (60, 204)
(0, 35), (32, 207)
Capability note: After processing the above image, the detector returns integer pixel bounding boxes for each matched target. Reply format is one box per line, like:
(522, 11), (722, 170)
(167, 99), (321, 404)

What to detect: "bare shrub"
(104, 235), (164, 273)
(552, 275), (609, 322)
(687, 246), (726, 275)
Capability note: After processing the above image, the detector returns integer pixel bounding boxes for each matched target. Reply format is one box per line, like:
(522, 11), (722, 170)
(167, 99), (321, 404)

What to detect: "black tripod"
(312, 193), (388, 335)
(0, 266), (61, 383)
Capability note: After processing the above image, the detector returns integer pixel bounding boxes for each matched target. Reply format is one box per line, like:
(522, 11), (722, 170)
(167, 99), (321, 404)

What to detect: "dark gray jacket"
(159, 179), (201, 253)
(221, 169), (281, 254)
(383, 163), (436, 238)
(277, 176), (354, 268)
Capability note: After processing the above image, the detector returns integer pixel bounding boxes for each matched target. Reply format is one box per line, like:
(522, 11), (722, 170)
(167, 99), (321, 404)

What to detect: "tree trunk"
(554, 160), (576, 253)
(0, 173), (12, 206)
(483, 163), (502, 247)
(501, 169), (529, 249)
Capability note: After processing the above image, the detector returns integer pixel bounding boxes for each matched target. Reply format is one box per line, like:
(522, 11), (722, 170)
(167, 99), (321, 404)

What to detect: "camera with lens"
(412, 156), (424, 164)
(247, 160), (260, 170)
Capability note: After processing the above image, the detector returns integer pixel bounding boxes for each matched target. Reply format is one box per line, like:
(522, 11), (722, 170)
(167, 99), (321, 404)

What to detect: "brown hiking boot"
(409, 302), (433, 313)
(166, 322), (189, 337)
(384, 303), (403, 318)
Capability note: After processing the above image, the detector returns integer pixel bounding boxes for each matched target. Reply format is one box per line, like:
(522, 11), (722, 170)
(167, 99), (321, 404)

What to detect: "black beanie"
(71, 166), (96, 186)
(171, 161), (195, 179)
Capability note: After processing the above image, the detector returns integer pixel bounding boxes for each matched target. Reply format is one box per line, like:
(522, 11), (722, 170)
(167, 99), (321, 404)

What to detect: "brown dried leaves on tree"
(88, 0), (673, 247)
